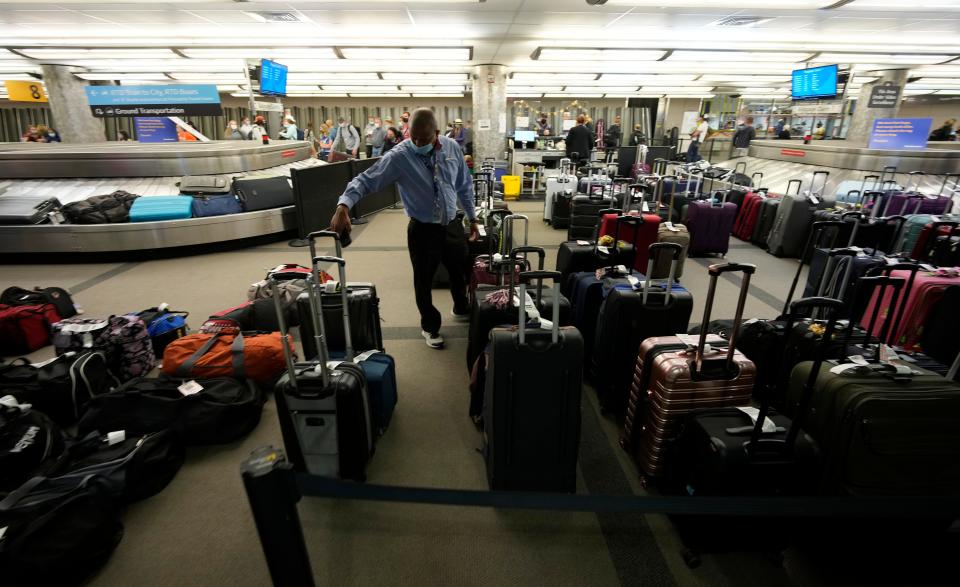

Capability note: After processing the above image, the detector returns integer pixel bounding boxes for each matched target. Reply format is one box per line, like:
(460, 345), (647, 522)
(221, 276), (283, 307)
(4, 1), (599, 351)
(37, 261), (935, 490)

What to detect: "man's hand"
(351, 148), (358, 157)
(468, 220), (480, 242)
(330, 204), (352, 237)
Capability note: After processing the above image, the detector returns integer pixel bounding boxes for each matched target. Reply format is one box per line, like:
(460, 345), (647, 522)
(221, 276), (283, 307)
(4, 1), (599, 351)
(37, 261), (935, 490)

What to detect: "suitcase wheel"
(681, 548), (702, 569)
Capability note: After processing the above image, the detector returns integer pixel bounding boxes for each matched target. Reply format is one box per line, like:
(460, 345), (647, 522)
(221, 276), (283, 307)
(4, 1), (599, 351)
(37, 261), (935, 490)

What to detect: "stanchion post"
(241, 446), (316, 587)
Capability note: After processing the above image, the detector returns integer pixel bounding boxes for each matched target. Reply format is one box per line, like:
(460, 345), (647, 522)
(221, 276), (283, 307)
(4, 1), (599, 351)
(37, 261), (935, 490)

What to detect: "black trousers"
(365, 145), (374, 159)
(407, 218), (469, 334)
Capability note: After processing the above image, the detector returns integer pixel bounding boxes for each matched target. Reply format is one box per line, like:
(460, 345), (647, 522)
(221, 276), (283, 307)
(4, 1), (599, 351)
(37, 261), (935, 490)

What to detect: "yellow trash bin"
(502, 175), (521, 199)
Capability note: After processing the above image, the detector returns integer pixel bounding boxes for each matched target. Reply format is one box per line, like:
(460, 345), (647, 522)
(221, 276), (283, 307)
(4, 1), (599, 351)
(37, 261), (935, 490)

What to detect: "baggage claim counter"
(0, 141), (321, 254)
(747, 140), (960, 175)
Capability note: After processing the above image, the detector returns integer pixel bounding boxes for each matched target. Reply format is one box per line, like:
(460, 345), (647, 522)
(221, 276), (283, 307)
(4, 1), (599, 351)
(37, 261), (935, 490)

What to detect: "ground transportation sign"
(84, 84), (222, 117)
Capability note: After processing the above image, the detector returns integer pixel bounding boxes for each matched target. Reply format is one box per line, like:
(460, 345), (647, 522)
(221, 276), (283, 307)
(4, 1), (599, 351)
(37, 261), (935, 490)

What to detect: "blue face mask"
(413, 141), (434, 155)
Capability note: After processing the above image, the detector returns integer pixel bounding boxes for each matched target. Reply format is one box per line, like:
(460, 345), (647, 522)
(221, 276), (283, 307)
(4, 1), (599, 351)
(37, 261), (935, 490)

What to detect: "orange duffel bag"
(162, 325), (292, 383)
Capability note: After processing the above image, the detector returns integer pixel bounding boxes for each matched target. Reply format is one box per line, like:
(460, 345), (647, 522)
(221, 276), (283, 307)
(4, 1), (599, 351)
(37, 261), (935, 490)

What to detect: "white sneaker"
(450, 308), (471, 322)
(422, 330), (445, 349)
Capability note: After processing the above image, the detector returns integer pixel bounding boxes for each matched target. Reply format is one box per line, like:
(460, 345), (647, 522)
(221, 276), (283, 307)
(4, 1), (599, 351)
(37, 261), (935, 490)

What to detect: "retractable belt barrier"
(241, 446), (960, 587)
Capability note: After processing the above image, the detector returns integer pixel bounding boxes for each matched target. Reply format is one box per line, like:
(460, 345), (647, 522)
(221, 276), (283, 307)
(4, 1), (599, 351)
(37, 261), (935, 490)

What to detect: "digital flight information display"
(259, 59), (288, 96)
(792, 64), (838, 101)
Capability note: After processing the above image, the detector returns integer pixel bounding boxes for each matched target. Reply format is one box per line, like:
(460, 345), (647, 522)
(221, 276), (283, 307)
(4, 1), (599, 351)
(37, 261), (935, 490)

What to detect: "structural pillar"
(846, 68), (909, 146)
(40, 64), (106, 143)
(472, 64), (508, 163)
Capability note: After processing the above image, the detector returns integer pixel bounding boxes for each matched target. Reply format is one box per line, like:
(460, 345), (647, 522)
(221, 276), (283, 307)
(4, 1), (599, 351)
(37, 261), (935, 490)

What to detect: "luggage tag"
(576, 240), (590, 246)
(106, 430), (126, 445)
(178, 380), (204, 396)
(665, 221), (680, 232)
(735, 406), (779, 434)
(626, 275), (642, 289)
(477, 225), (487, 237)
(930, 215), (942, 223)
(596, 245), (610, 255)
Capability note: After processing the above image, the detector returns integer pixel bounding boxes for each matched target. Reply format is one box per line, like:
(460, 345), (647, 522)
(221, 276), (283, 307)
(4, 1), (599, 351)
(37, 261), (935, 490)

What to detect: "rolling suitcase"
(650, 175), (690, 279)
(483, 272), (583, 492)
(271, 263), (374, 481)
(128, 196), (193, 222)
(684, 195), (737, 256)
(544, 158), (575, 224)
(232, 176), (294, 211)
(555, 226), (634, 297)
(767, 171), (831, 258)
(869, 171), (956, 216)
(733, 189), (765, 240)
(597, 213), (652, 272)
(568, 192), (614, 241)
(910, 218), (960, 261)
(565, 266), (632, 368)
(178, 175), (230, 195)
(619, 262), (757, 480)
(591, 244), (693, 414)
(752, 180), (798, 248)
(0, 195), (61, 225)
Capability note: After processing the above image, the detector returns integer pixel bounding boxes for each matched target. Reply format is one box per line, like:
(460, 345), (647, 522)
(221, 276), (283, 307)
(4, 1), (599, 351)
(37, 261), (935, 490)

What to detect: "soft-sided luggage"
(271, 264), (373, 481)
(868, 171), (956, 216)
(162, 324), (290, 384)
(619, 263), (757, 479)
(179, 175), (231, 195)
(233, 176), (294, 211)
(919, 285), (960, 368)
(0, 474), (123, 585)
(78, 376), (263, 445)
(0, 303), (61, 356)
(2, 285), (79, 319)
(767, 171), (831, 258)
(591, 244), (693, 414)
(210, 298), (281, 333)
(684, 195), (737, 256)
(128, 195), (193, 222)
(483, 272), (582, 492)
(61, 191), (138, 224)
(470, 214), (529, 297)
(733, 189), (767, 241)
(191, 193), (242, 217)
(0, 195), (60, 225)
(59, 429), (184, 503)
(131, 306), (189, 358)
(900, 215), (960, 258)
(52, 315), (155, 382)
(1, 399), (67, 493)
(0, 351), (115, 426)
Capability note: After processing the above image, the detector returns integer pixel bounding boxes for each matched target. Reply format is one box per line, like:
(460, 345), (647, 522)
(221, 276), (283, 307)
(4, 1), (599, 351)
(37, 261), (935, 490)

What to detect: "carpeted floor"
(2, 199), (822, 586)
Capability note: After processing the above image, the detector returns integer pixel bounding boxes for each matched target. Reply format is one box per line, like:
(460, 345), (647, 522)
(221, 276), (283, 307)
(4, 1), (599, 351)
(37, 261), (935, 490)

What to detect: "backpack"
(1, 285), (78, 319)
(0, 352), (117, 426)
(0, 399), (68, 493)
(78, 377), (263, 445)
(61, 191), (139, 224)
(51, 316), (156, 382)
(0, 304), (61, 356)
(0, 474), (123, 585)
(297, 128), (305, 140)
(130, 306), (190, 358)
(246, 265), (332, 328)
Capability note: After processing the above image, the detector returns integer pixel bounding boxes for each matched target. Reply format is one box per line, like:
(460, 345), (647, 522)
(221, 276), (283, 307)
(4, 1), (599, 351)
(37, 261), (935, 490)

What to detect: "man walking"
(331, 108), (478, 349)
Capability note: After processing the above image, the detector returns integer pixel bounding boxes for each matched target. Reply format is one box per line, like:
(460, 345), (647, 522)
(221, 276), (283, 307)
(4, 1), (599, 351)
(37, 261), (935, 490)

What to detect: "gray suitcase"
(179, 175), (230, 195)
(766, 171), (832, 258)
(0, 195), (61, 225)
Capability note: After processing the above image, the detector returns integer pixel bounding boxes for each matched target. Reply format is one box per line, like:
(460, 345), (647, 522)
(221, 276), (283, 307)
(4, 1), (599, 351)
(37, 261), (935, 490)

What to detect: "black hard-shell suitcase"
(297, 284), (382, 360)
(590, 244), (693, 414)
(271, 258), (373, 481)
(0, 195), (60, 225)
(232, 176), (293, 211)
(179, 175), (230, 195)
(483, 273), (582, 492)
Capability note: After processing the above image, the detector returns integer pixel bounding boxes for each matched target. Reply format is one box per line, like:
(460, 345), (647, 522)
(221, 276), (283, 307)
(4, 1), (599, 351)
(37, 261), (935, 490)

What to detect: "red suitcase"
(598, 212), (660, 273)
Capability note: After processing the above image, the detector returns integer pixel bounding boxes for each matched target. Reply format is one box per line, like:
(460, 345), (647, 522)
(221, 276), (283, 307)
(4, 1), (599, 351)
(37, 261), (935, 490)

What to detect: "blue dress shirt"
(337, 135), (477, 223)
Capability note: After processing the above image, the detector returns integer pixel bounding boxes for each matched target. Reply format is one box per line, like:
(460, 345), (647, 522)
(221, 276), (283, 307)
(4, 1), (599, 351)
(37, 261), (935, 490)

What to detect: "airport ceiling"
(1, 0), (959, 100)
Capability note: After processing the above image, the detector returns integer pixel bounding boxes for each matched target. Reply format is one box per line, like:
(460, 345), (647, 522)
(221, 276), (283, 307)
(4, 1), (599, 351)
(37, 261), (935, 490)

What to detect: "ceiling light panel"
(639, 86), (715, 93)
(535, 49), (665, 62)
(698, 75), (790, 83)
(349, 93), (411, 97)
(411, 93), (465, 97)
(381, 73), (469, 82)
(340, 47), (470, 61)
(507, 86), (564, 94)
(287, 72), (381, 81)
(75, 73), (170, 81)
(398, 86), (467, 92)
(815, 53), (954, 65)
(543, 93), (605, 98)
(180, 48), (338, 60)
(15, 48), (180, 60)
(511, 73), (599, 82)
(668, 51), (813, 62)
(169, 73), (248, 82)
(599, 74), (698, 83)
(605, 0), (833, 6)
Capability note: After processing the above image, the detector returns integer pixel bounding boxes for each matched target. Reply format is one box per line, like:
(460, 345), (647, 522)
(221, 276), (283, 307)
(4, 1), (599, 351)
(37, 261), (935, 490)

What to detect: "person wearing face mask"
(225, 120), (242, 140)
(370, 118), (386, 157)
(400, 111), (411, 141)
(330, 117), (360, 157)
(364, 116), (377, 158)
(331, 108), (478, 349)
(536, 116), (552, 136)
(381, 126), (399, 154)
(239, 117), (254, 140)
(278, 116), (298, 140)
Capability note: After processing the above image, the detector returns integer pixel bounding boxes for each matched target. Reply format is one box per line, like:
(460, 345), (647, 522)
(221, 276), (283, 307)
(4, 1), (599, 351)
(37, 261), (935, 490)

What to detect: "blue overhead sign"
(134, 117), (179, 143)
(868, 117), (933, 150)
(84, 84), (223, 117)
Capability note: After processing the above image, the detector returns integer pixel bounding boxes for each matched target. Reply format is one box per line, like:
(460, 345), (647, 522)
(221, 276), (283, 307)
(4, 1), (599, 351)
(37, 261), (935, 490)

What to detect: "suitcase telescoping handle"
(860, 174), (880, 194)
(783, 220), (847, 314)
(862, 190), (887, 219)
(269, 276), (320, 391)
(847, 275), (907, 359)
(865, 261), (922, 346)
(786, 179), (802, 196)
(908, 170), (925, 194)
(751, 172), (763, 189)
(516, 271), (562, 345)
(643, 242), (682, 306)
(810, 170), (829, 197)
(501, 214), (529, 254)
(940, 173), (960, 196)
(696, 263), (756, 374)
(881, 165), (897, 184)
(313, 255), (354, 360)
(307, 230), (342, 259)
(840, 211), (864, 247)
(510, 246), (547, 301)
(658, 174), (679, 222)
(734, 161), (747, 176)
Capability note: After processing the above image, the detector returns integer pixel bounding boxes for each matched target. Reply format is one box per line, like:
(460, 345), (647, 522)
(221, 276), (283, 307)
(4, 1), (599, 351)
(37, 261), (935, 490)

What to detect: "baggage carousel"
(747, 140), (960, 175)
(0, 141), (322, 254)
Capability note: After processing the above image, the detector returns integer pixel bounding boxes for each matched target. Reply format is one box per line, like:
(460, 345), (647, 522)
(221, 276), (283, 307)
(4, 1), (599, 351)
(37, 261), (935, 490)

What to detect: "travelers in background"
(603, 114), (622, 163)
(628, 124), (646, 146)
(929, 119), (956, 141)
(225, 120), (243, 140)
(177, 121), (198, 142)
(774, 118), (786, 137)
(584, 115), (596, 145)
(536, 116), (552, 136)
(732, 116), (756, 156)
(239, 117), (253, 140)
(400, 111), (411, 140)
(21, 125), (40, 142)
(382, 126), (400, 154)
(565, 114), (592, 165)
(331, 117), (360, 157)
(686, 115), (710, 162)
(252, 116), (269, 144)
(278, 116), (298, 140)
(364, 115), (377, 158)
(813, 121), (826, 140)
(117, 130), (131, 141)
(318, 125), (333, 158)
(370, 118), (386, 157)
(463, 120), (474, 156)
(304, 122), (316, 145)
(39, 125), (61, 143)
(450, 119), (466, 151)
(326, 119), (337, 143)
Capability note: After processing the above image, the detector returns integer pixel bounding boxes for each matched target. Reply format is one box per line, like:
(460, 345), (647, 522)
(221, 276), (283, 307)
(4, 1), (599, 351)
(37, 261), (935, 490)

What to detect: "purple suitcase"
(868, 171), (956, 216)
(685, 200), (737, 256)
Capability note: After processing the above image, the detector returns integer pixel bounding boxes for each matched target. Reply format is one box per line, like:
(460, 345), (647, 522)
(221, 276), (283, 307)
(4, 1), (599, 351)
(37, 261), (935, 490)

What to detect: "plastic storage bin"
(502, 176), (521, 199)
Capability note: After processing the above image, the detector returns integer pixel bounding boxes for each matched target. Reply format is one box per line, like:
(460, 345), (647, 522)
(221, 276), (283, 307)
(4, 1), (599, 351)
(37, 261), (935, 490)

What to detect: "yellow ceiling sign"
(5, 80), (48, 103)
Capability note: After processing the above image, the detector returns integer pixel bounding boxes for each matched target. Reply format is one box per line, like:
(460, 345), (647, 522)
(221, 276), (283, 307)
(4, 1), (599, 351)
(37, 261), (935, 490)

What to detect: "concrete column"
(40, 64), (106, 143)
(846, 68), (909, 146)
(472, 64), (508, 162)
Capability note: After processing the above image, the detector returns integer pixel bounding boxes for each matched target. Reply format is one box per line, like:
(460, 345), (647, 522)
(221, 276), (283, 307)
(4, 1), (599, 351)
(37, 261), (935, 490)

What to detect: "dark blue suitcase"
(567, 268), (633, 367)
(190, 194), (242, 218)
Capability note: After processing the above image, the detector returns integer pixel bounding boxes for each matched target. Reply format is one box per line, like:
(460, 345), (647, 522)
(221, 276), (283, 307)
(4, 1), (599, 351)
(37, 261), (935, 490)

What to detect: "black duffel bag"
(61, 191), (139, 224)
(0, 401), (69, 493)
(0, 352), (117, 426)
(0, 474), (124, 585)
(60, 429), (184, 503)
(77, 377), (263, 445)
